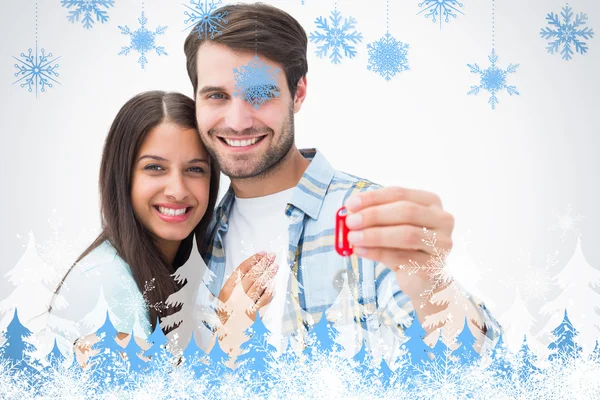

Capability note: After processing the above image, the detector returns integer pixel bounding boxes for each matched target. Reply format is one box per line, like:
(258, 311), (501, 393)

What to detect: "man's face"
(194, 42), (297, 179)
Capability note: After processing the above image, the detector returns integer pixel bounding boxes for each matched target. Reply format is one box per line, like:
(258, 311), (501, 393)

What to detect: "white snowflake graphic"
(118, 11), (168, 69)
(417, 0), (465, 28)
(13, 44), (60, 97)
(233, 55), (281, 109)
(540, 4), (595, 61)
(413, 346), (468, 398)
(467, 49), (519, 110)
(183, 0), (228, 39)
(367, 32), (409, 81)
(112, 276), (165, 332)
(36, 210), (77, 284)
(504, 251), (557, 302)
(60, 0), (115, 29)
(309, 9), (363, 65)
(399, 228), (454, 305)
(550, 204), (584, 241)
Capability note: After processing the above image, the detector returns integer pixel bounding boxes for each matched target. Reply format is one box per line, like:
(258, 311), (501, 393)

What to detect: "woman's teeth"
(158, 207), (187, 216)
(223, 137), (261, 147)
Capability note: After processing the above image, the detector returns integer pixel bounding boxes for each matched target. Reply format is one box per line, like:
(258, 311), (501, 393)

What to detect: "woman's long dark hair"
(50, 91), (220, 331)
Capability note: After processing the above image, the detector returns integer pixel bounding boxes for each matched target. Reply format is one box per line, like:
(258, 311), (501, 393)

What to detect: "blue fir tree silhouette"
(207, 336), (230, 371)
(87, 310), (127, 388)
(376, 355), (394, 388)
(517, 335), (541, 381)
(123, 331), (146, 374)
(182, 332), (209, 378)
(591, 339), (600, 360)
(487, 334), (511, 379)
(452, 318), (481, 365)
(548, 309), (583, 363)
(278, 338), (299, 366)
(237, 311), (277, 373)
(430, 330), (453, 366)
(143, 317), (170, 367)
(303, 310), (342, 358)
(45, 338), (66, 368)
(1, 309), (40, 372)
(352, 339), (372, 375)
(403, 313), (431, 366)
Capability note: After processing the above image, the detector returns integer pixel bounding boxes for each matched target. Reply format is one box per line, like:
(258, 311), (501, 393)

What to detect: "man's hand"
(344, 187), (455, 296)
(216, 252), (278, 325)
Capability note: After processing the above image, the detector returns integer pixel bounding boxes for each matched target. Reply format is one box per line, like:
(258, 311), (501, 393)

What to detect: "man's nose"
(224, 97), (254, 132)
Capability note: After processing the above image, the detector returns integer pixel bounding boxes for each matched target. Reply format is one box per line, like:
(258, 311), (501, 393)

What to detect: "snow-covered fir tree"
(539, 235), (600, 355)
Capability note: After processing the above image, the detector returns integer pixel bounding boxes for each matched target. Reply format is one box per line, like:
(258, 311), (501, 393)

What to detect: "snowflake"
(399, 228), (454, 305)
(550, 204), (584, 241)
(413, 348), (468, 398)
(118, 11), (168, 69)
(309, 9), (363, 64)
(540, 4), (595, 61)
(417, 0), (465, 28)
(233, 55), (281, 109)
(12, 44), (60, 97)
(244, 257), (278, 302)
(367, 32), (409, 81)
(183, 0), (228, 39)
(467, 49), (519, 110)
(112, 276), (165, 331)
(60, 0), (115, 29)
(504, 251), (557, 302)
(36, 210), (77, 284)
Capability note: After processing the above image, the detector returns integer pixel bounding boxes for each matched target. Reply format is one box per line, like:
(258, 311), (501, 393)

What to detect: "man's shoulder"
(327, 169), (383, 200)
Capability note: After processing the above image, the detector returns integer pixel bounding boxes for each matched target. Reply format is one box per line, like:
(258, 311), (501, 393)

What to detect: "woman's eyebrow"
(138, 155), (167, 162)
(188, 158), (209, 164)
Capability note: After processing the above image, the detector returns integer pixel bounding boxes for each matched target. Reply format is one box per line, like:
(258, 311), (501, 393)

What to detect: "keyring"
(335, 206), (353, 256)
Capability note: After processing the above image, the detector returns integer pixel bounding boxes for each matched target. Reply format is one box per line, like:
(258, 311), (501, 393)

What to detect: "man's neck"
(231, 146), (310, 198)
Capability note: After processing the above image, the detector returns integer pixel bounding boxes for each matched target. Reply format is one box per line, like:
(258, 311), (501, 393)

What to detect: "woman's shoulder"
(55, 240), (152, 338)
(75, 240), (130, 274)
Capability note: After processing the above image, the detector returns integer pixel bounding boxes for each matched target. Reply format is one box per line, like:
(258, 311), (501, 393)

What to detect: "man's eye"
(188, 166), (206, 173)
(144, 164), (164, 171)
(209, 93), (227, 100)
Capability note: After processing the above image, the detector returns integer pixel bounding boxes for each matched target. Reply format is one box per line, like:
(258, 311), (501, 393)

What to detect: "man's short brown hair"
(184, 3), (308, 99)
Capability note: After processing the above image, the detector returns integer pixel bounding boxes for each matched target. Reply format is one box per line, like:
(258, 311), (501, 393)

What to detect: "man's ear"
(293, 76), (308, 114)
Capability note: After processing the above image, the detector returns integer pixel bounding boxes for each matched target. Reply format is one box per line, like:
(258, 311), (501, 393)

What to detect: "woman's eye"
(188, 166), (206, 173)
(144, 164), (164, 171)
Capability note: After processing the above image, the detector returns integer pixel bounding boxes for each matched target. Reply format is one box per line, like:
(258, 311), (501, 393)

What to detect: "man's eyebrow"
(198, 85), (227, 95)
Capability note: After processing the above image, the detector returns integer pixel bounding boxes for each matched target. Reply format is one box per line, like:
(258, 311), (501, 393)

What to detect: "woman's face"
(131, 121), (211, 252)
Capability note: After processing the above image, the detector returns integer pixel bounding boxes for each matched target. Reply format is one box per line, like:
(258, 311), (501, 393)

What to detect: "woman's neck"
(154, 239), (180, 265)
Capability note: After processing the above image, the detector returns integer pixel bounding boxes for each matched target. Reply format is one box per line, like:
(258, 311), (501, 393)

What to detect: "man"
(184, 3), (500, 362)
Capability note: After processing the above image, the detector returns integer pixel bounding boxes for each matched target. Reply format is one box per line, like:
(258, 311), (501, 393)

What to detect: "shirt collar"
(214, 148), (335, 222)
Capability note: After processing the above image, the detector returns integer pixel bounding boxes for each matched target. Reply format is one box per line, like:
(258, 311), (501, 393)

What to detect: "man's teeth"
(223, 137), (261, 147)
(158, 207), (187, 216)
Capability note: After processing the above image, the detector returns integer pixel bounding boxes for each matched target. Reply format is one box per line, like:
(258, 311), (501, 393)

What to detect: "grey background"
(0, 0), (599, 347)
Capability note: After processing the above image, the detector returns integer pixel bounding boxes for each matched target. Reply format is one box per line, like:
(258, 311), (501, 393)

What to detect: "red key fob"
(335, 206), (353, 256)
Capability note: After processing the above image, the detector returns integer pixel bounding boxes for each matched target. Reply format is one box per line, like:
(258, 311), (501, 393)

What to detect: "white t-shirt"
(223, 187), (294, 353)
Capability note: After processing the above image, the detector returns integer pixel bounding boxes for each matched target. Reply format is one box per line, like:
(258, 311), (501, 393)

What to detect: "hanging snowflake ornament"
(60, 0), (115, 29)
(183, 0), (228, 39)
(367, 32), (409, 81)
(467, 49), (519, 110)
(309, 9), (363, 64)
(540, 4), (595, 61)
(233, 55), (281, 109)
(118, 11), (168, 69)
(13, 44), (60, 97)
(417, 0), (465, 28)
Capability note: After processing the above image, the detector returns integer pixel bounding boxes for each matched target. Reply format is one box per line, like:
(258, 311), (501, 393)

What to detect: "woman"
(47, 91), (277, 360)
